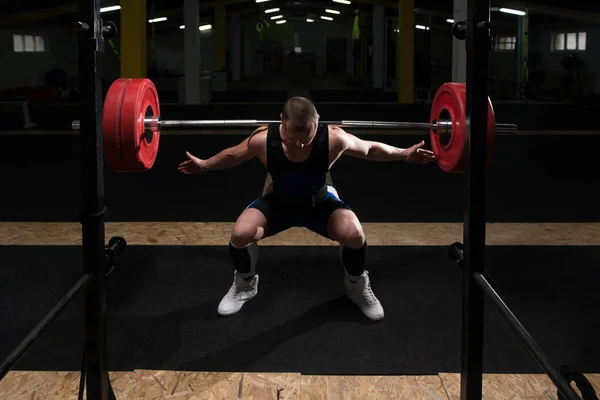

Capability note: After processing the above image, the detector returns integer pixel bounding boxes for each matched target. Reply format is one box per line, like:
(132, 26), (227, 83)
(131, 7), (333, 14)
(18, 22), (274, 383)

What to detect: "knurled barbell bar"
(71, 78), (517, 173)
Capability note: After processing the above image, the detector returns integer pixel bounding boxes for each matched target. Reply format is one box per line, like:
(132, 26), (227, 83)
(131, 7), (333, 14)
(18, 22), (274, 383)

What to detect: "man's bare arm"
(202, 126), (267, 171)
(333, 127), (435, 163)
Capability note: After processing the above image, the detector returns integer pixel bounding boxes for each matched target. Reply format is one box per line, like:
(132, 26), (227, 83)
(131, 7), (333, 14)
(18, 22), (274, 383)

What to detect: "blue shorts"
(246, 184), (351, 239)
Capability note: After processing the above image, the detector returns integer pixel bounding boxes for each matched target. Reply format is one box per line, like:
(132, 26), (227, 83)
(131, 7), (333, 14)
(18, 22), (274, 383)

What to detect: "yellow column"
(214, 4), (227, 72)
(397, 0), (414, 103)
(120, 0), (147, 78)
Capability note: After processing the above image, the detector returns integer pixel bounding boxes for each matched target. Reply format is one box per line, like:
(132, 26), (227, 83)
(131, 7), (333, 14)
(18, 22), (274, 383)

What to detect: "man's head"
(280, 97), (320, 148)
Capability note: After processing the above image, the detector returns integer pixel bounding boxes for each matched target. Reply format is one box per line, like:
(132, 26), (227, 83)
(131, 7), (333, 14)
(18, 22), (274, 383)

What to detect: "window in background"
(13, 34), (24, 52)
(24, 35), (35, 52)
(552, 32), (585, 51)
(494, 36), (516, 51)
(13, 34), (48, 52)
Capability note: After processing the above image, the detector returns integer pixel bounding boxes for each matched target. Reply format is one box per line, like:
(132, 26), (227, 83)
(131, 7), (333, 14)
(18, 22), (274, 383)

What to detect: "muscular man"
(178, 97), (435, 321)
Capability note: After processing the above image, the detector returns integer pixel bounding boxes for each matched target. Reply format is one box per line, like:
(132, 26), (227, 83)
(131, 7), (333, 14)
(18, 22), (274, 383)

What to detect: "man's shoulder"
(325, 124), (349, 153)
(326, 124), (347, 141)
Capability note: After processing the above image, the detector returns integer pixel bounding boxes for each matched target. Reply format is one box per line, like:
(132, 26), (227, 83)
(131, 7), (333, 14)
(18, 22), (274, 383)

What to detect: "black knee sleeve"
(341, 240), (367, 277)
(229, 241), (257, 278)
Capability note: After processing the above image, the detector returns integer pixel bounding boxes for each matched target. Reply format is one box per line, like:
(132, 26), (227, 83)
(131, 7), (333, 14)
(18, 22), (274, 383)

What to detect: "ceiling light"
(265, 8), (280, 13)
(446, 18), (454, 23)
(179, 24), (212, 30)
(307, 18), (314, 22)
(276, 20), (286, 24)
(321, 16), (333, 20)
(256, 0), (270, 3)
(332, 0), (351, 4)
(325, 9), (340, 14)
(499, 7), (526, 15)
(271, 15), (283, 19)
(148, 17), (167, 23)
(415, 25), (426, 30)
(100, 5), (120, 12)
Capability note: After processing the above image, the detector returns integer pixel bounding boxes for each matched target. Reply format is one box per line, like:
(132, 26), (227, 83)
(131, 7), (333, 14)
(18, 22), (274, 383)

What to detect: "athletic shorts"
(246, 184), (351, 239)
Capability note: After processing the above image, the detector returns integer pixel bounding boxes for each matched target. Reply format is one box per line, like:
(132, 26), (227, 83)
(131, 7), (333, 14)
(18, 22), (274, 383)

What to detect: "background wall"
(0, 11), (598, 97)
(529, 21), (598, 93)
(0, 24), (78, 90)
(151, 28), (214, 76)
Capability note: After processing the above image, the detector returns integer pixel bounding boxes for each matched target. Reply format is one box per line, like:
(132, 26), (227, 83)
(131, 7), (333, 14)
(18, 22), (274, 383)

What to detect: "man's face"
(280, 114), (319, 149)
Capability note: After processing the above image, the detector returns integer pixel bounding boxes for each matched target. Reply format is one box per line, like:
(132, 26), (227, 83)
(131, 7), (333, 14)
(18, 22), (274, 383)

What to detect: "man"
(178, 97), (435, 321)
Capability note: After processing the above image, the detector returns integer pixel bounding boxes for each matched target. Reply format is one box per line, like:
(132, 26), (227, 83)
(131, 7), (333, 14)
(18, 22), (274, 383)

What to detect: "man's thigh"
(246, 194), (294, 238)
(305, 185), (352, 239)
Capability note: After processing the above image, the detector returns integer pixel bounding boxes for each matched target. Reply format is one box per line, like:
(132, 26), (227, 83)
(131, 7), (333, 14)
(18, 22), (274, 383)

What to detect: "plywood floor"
(1, 370), (599, 399)
(2, 221), (600, 246)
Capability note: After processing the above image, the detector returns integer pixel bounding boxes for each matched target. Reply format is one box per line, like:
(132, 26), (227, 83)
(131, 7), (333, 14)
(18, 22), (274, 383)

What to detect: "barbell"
(71, 78), (517, 173)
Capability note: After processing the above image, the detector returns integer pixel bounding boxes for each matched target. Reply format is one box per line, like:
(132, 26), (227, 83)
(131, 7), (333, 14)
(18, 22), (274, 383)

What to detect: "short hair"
(282, 97), (318, 133)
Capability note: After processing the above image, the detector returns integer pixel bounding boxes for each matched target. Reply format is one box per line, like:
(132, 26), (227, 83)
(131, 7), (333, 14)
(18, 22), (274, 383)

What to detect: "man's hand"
(178, 152), (208, 174)
(404, 141), (436, 164)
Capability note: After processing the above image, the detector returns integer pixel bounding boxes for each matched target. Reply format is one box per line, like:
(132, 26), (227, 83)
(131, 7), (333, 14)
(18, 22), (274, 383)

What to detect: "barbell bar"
(72, 118), (517, 134)
(74, 78), (516, 173)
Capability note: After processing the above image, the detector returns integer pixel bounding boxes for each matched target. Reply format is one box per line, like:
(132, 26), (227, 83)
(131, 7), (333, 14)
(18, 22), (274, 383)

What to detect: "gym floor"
(1, 130), (599, 398)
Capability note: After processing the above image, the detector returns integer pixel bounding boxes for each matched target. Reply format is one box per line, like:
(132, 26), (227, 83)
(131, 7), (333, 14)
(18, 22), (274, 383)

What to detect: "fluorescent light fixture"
(100, 5), (121, 12)
(499, 7), (526, 16)
(256, 0), (270, 3)
(179, 24), (212, 30)
(325, 9), (340, 14)
(447, 18), (454, 23)
(271, 15), (283, 19)
(148, 17), (167, 23)
(307, 18), (314, 22)
(265, 7), (280, 13)
(276, 20), (286, 24)
(321, 15), (333, 20)
(333, 0), (351, 4)
(415, 24), (426, 30)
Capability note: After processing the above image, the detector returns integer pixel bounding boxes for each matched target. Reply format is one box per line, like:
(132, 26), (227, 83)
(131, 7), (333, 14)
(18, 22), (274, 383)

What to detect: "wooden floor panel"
(2, 222), (600, 246)
(2, 371), (599, 399)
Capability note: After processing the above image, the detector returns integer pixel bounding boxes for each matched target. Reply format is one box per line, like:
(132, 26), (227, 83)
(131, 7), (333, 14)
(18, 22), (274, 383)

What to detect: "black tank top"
(266, 123), (329, 197)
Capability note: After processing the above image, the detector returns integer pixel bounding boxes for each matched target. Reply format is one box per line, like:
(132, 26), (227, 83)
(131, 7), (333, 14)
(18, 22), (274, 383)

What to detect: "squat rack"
(455, 0), (594, 399)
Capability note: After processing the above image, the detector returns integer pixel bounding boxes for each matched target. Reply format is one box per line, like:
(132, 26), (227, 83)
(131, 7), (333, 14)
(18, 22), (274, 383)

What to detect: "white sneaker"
(217, 271), (259, 316)
(344, 271), (384, 321)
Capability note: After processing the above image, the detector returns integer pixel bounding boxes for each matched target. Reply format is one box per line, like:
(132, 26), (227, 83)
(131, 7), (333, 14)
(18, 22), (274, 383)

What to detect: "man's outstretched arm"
(335, 127), (435, 164)
(178, 126), (267, 174)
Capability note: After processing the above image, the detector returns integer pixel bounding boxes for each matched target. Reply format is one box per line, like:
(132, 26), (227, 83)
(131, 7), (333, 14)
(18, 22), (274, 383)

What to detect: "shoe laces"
(232, 276), (254, 295)
(362, 282), (378, 304)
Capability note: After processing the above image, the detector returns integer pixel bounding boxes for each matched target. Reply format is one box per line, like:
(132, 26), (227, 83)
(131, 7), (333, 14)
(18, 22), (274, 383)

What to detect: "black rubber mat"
(330, 133), (600, 222)
(1, 134), (265, 222)
(212, 90), (289, 103)
(1, 245), (598, 374)
(310, 89), (398, 103)
(2, 133), (599, 222)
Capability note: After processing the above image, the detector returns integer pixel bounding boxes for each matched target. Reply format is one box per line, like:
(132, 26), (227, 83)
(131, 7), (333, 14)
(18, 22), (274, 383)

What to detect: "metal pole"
(473, 274), (582, 400)
(460, 0), (490, 398)
(0, 274), (91, 381)
(77, 0), (114, 399)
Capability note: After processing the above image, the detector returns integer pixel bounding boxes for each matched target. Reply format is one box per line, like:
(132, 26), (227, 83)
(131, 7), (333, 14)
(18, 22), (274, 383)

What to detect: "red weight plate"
(102, 78), (131, 171)
(119, 78), (161, 171)
(429, 83), (496, 173)
(430, 82), (466, 173)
